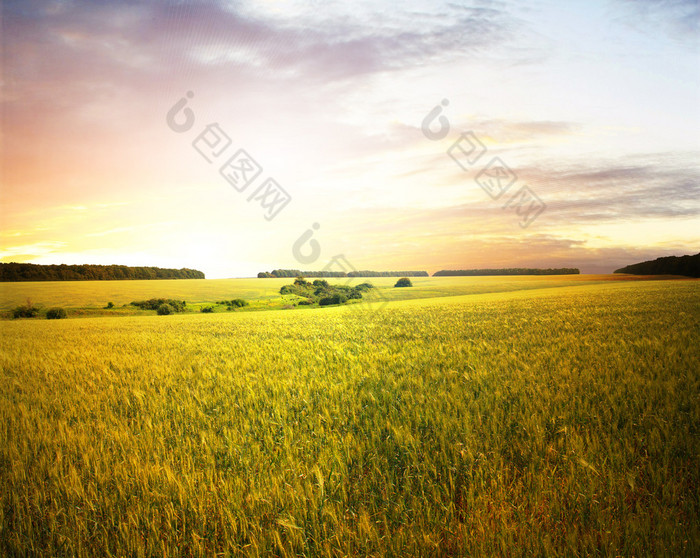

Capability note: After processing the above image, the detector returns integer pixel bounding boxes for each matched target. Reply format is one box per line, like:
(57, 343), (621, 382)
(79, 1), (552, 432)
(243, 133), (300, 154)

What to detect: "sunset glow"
(2, 0), (699, 277)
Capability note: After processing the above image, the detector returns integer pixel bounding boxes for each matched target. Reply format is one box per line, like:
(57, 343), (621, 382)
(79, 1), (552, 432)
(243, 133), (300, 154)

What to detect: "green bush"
(355, 282), (374, 292)
(394, 277), (413, 287)
(157, 304), (175, 315)
(217, 299), (249, 308)
(344, 289), (362, 300)
(131, 299), (186, 312)
(279, 279), (374, 307)
(12, 301), (39, 319)
(106, 302), (114, 309)
(200, 306), (214, 313)
(319, 294), (347, 306)
(46, 308), (67, 320)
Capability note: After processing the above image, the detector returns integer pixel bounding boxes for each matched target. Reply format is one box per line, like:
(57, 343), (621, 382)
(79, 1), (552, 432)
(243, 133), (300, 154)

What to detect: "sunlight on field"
(1, 279), (698, 556)
(0, 274), (681, 311)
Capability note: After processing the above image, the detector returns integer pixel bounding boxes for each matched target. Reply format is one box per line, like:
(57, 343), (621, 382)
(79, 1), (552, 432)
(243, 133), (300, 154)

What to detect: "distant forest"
(258, 269), (429, 278)
(0, 263), (205, 282)
(614, 253), (699, 278)
(433, 268), (580, 276)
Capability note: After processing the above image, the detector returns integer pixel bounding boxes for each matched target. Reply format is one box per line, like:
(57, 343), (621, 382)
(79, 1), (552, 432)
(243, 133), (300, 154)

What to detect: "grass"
(0, 274), (688, 314)
(0, 278), (276, 311)
(1, 277), (698, 556)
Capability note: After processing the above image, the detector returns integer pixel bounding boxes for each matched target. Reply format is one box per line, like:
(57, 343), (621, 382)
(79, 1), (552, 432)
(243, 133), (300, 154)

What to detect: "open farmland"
(0, 274), (684, 315)
(1, 277), (699, 556)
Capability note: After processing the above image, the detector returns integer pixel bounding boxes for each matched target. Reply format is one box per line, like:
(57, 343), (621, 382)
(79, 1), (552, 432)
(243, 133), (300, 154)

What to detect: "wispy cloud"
(615, 0), (700, 41)
(1, 0), (698, 276)
(529, 157), (700, 223)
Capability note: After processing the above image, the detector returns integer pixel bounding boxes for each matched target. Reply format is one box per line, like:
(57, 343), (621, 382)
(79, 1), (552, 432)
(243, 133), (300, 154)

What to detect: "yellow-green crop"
(1, 278), (698, 556)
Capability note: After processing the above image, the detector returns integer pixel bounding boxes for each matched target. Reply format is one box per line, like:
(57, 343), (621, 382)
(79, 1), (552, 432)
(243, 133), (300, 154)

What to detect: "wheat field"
(1, 278), (698, 556)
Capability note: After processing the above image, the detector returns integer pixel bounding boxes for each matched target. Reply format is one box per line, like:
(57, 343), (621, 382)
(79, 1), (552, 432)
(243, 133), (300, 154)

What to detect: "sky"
(1, 0), (699, 278)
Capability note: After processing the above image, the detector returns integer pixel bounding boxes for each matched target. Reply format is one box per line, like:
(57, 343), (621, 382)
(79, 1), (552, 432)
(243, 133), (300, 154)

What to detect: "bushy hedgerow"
(319, 294), (347, 306)
(200, 306), (215, 313)
(280, 277), (374, 306)
(279, 278), (375, 306)
(157, 304), (175, 315)
(12, 301), (39, 319)
(355, 282), (374, 292)
(130, 299), (186, 312)
(46, 307), (67, 319)
(217, 299), (249, 308)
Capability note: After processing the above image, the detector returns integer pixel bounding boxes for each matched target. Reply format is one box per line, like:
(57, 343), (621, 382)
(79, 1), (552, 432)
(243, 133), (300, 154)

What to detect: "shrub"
(12, 300), (39, 319)
(217, 298), (249, 308)
(106, 302), (114, 309)
(131, 299), (186, 312)
(46, 308), (67, 319)
(312, 279), (329, 288)
(395, 277), (413, 287)
(355, 282), (374, 292)
(157, 303), (175, 315)
(298, 299), (314, 306)
(200, 306), (214, 313)
(319, 294), (347, 306)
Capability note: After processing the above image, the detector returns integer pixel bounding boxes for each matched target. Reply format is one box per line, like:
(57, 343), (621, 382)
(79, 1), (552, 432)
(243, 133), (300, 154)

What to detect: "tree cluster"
(217, 299), (249, 309)
(614, 253), (699, 278)
(258, 269), (428, 278)
(347, 270), (428, 277)
(10, 299), (67, 319)
(130, 299), (187, 312)
(433, 268), (580, 276)
(11, 300), (39, 319)
(279, 277), (374, 306)
(258, 270), (347, 278)
(46, 308), (67, 319)
(1, 263), (205, 282)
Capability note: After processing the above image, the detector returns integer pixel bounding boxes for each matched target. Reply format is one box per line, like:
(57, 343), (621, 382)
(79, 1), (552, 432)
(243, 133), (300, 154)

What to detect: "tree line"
(614, 253), (699, 278)
(433, 268), (580, 276)
(0, 263), (205, 282)
(258, 269), (428, 278)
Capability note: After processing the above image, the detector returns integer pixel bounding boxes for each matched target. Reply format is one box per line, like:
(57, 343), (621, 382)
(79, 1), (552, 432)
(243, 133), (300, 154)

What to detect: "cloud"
(615, 0), (700, 43)
(0, 241), (67, 261)
(318, 150), (700, 271)
(2, 1), (698, 277)
(2, 0), (519, 99)
(535, 158), (700, 223)
(0, 0), (526, 193)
